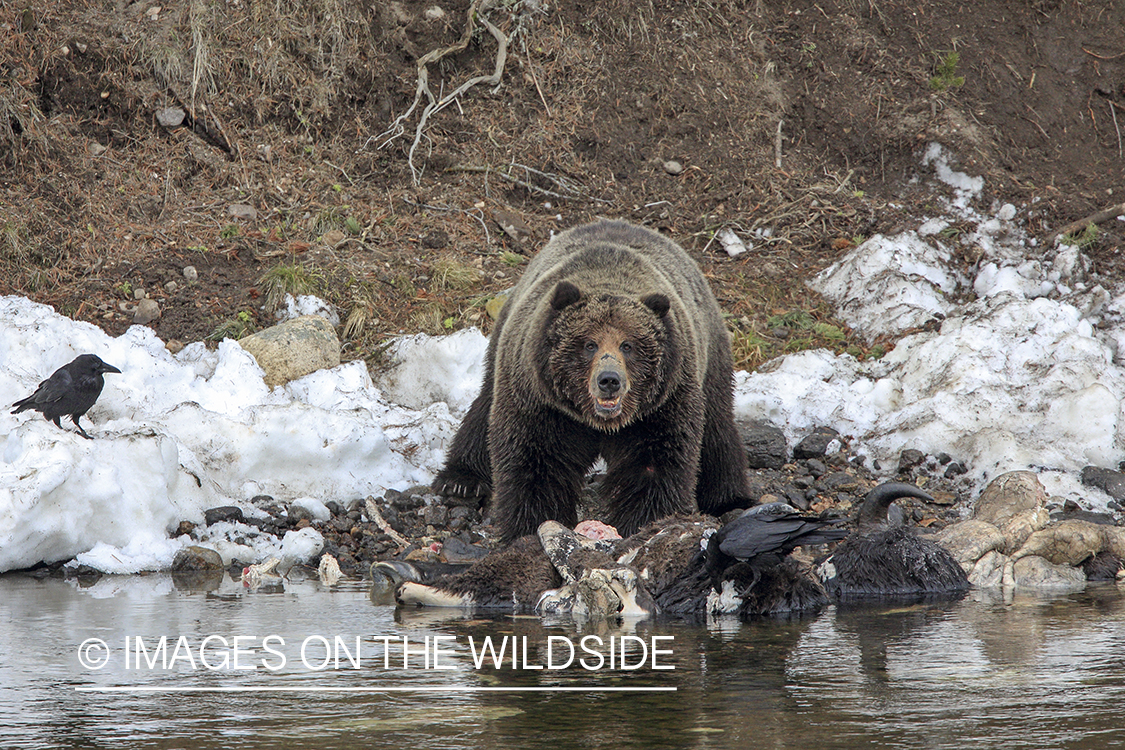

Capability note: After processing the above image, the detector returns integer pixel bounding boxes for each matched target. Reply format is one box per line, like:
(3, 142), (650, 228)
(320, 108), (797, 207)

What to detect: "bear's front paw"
(432, 468), (491, 500)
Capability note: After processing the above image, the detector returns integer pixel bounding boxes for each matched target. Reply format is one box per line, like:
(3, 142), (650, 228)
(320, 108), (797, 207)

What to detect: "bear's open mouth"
(594, 396), (623, 418)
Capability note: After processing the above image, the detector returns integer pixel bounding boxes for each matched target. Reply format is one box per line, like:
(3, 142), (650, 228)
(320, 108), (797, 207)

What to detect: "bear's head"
(544, 280), (676, 431)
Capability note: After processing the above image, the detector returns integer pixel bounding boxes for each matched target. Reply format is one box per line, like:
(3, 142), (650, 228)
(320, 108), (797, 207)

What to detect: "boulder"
(736, 418), (788, 469)
(968, 550), (1007, 588)
(238, 315), (340, 387)
(171, 545), (224, 572)
(1010, 519), (1110, 567)
(935, 519), (1006, 569)
(973, 471), (1047, 526)
(1010, 555), (1087, 591)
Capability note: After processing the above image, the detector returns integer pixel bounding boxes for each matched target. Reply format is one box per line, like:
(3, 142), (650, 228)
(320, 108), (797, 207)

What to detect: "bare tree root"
(446, 163), (611, 204)
(370, 0), (510, 186)
(1050, 202), (1125, 246)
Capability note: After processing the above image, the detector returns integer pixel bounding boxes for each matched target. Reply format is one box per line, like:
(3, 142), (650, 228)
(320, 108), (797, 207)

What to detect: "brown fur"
(434, 220), (751, 541)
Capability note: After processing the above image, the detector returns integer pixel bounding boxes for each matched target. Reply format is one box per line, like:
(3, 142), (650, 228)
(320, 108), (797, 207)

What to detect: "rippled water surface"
(2, 573), (1123, 749)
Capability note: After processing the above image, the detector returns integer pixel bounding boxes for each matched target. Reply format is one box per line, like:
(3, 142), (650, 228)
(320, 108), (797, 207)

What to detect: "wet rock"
(1010, 556), (1086, 590)
(737, 419), (787, 469)
(318, 553), (343, 585)
(133, 298), (161, 325)
(1000, 507), (1052, 553)
(1081, 465), (1125, 501)
(67, 564), (103, 584)
(1011, 519), (1115, 567)
(204, 506), (244, 526)
(974, 471), (1048, 525)
(935, 519), (1006, 570)
(238, 315), (341, 387)
(897, 449), (926, 474)
(968, 550), (1007, 587)
(793, 426), (838, 459)
(172, 545), (224, 572)
(172, 569), (223, 592)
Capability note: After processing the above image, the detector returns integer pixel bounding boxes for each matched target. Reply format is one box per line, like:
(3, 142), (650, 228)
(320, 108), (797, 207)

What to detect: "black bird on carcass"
(11, 354), (121, 439)
(701, 502), (850, 616)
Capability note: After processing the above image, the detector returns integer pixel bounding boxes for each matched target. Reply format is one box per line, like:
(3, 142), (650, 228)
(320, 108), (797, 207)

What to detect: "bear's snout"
(589, 352), (629, 420)
(597, 370), (622, 395)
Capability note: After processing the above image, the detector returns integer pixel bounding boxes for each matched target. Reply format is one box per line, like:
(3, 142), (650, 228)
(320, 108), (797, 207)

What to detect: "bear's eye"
(620, 341), (633, 354)
(583, 340), (598, 354)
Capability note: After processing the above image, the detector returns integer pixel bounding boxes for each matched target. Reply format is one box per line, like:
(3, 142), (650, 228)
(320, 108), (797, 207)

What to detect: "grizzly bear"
(433, 220), (750, 542)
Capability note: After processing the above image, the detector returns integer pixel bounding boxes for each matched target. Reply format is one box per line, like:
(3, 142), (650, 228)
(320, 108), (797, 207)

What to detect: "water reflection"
(1, 573), (1123, 749)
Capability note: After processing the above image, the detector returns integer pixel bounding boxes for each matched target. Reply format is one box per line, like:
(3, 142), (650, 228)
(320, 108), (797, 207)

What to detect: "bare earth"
(3, 0), (1124, 371)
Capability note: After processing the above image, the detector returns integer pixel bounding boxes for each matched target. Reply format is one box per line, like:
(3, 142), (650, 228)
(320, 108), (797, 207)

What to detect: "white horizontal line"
(75, 686), (676, 693)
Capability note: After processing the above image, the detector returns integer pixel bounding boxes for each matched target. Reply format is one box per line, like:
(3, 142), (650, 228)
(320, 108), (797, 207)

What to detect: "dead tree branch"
(368, 0), (509, 186)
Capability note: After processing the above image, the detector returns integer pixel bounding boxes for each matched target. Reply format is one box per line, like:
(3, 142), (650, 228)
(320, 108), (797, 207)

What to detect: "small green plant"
(311, 205), (354, 236)
(431, 257), (482, 291)
(929, 51), (965, 91)
(207, 310), (256, 341)
(731, 329), (771, 365)
(812, 322), (846, 341)
(499, 251), (526, 266)
(220, 224), (241, 240)
(767, 310), (817, 330)
(116, 280), (133, 298)
(259, 263), (325, 311)
(1060, 223), (1099, 249)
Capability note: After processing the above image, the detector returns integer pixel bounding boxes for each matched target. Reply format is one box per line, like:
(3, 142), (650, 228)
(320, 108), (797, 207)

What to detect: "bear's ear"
(551, 281), (582, 311)
(641, 293), (670, 318)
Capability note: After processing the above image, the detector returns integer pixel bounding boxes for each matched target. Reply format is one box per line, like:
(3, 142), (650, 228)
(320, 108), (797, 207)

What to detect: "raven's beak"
(101, 363), (122, 374)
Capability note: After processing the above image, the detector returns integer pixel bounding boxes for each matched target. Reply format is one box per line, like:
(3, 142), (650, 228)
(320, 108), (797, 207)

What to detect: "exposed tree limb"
(1051, 202), (1125, 245)
(368, 0), (510, 186)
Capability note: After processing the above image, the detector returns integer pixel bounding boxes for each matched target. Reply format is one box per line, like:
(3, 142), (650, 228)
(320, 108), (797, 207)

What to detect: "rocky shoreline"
(26, 417), (1125, 600)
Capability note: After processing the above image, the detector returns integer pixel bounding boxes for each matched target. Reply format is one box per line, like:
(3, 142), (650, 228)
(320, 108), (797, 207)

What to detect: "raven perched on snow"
(11, 354), (121, 439)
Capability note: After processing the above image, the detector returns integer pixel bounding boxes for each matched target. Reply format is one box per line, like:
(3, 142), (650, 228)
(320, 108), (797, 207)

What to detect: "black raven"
(11, 354), (121, 439)
(707, 502), (849, 570)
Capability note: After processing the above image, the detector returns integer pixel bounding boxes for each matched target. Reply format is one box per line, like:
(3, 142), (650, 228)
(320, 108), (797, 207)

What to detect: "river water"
(2, 572), (1123, 749)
